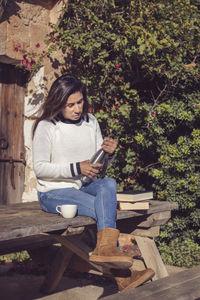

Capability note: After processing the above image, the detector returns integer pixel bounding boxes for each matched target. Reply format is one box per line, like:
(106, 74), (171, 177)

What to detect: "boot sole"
(122, 269), (155, 291)
(89, 255), (133, 269)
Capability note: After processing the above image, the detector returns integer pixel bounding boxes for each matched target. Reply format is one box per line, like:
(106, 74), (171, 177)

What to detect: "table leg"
(40, 244), (74, 294)
(40, 230), (102, 294)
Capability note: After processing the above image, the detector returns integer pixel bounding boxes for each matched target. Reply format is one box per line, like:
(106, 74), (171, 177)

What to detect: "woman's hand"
(102, 137), (118, 155)
(80, 160), (102, 178)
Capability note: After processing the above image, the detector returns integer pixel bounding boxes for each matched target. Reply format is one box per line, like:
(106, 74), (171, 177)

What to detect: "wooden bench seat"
(0, 234), (57, 256)
(101, 265), (200, 300)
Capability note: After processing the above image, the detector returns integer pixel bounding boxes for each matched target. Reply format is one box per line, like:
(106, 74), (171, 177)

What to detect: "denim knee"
(102, 177), (117, 193)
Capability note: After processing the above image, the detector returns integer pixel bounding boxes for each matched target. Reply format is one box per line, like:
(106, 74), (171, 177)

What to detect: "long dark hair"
(32, 74), (88, 137)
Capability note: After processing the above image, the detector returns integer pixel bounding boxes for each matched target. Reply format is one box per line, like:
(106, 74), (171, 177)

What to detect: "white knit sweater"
(32, 114), (103, 192)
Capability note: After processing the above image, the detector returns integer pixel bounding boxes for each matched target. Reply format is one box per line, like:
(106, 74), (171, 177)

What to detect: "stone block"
(29, 23), (50, 50)
(1, 13), (29, 60)
(49, 0), (68, 24)
(32, 0), (58, 10)
(0, 22), (7, 55)
(19, 2), (49, 26)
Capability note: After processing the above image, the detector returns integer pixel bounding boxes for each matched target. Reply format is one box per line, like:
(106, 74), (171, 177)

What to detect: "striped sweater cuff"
(76, 162), (81, 175)
(70, 162), (82, 177)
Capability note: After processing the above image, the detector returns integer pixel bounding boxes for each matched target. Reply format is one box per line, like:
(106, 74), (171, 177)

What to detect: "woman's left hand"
(102, 137), (118, 155)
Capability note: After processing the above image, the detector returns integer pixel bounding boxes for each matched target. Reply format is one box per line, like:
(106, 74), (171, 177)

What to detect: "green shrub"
(157, 237), (200, 268)
(0, 251), (30, 264)
(46, 0), (200, 266)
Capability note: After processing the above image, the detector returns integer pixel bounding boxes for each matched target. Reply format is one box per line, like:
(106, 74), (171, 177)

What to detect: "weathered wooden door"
(0, 63), (26, 204)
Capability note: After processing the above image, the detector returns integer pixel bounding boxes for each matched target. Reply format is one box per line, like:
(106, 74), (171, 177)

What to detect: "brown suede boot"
(89, 228), (133, 269)
(113, 268), (155, 291)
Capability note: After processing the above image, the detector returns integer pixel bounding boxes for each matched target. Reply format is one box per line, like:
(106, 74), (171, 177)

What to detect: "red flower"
(184, 62), (196, 70)
(151, 111), (156, 117)
(152, 5), (157, 8)
(88, 107), (93, 113)
(52, 37), (56, 43)
(96, 109), (100, 112)
(102, 106), (106, 111)
(27, 63), (32, 69)
(21, 59), (27, 66)
(115, 64), (120, 68)
(35, 43), (40, 48)
(14, 44), (20, 52)
(115, 105), (119, 109)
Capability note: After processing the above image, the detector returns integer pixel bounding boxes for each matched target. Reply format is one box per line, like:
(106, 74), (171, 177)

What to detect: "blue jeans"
(38, 178), (117, 230)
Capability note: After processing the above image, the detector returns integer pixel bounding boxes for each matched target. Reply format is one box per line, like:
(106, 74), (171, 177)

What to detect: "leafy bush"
(157, 237), (200, 268)
(47, 0), (200, 266)
(0, 251), (30, 264)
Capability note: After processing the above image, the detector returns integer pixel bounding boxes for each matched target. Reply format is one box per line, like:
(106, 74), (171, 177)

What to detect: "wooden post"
(135, 236), (168, 280)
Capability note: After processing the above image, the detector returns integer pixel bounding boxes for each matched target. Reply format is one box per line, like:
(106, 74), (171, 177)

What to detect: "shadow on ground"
(0, 263), (186, 300)
(0, 268), (118, 300)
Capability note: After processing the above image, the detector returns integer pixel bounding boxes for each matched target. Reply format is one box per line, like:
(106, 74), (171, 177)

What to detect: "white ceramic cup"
(56, 204), (77, 219)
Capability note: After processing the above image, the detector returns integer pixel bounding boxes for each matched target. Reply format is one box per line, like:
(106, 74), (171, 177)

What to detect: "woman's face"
(61, 91), (84, 120)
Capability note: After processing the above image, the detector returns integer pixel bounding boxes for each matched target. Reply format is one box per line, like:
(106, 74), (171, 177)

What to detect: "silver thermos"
(81, 148), (108, 184)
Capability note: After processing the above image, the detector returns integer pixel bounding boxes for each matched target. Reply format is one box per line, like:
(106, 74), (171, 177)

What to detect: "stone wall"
(0, 0), (68, 202)
(0, 0), (66, 65)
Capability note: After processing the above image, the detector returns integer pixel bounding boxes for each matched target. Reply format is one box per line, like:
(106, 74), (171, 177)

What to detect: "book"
(117, 191), (153, 202)
(118, 201), (150, 211)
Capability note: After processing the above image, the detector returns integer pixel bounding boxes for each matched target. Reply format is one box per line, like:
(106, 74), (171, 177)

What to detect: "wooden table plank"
(0, 200), (178, 242)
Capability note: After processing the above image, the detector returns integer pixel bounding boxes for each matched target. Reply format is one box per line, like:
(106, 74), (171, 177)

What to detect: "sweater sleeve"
(95, 117), (104, 150)
(94, 116), (115, 163)
(32, 121), (81, 180)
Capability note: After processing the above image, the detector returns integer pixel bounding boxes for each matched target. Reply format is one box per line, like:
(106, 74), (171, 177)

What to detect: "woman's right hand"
(80, 160), (102, 178)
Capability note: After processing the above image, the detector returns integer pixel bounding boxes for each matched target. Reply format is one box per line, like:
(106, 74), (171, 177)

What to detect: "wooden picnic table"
(0, 200), (178, 294)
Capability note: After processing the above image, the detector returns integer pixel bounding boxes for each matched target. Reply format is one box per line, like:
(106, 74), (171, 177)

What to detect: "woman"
(32, 74), (154, 289)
